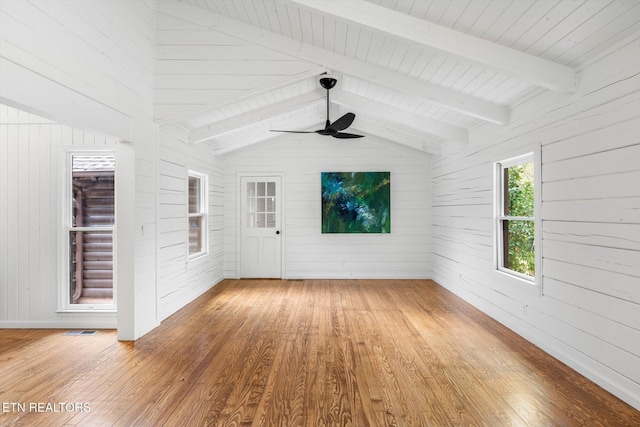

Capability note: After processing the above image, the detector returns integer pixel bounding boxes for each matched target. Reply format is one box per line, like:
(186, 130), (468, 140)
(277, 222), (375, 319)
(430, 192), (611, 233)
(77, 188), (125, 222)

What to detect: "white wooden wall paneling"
(432, 239), (493, 264)
(544, 241), (639, 278)
(156, 126), (224, 321)
(223, 136), (431, 279)
(434, 109), (640, 190)
(27, 125), (40, 320)
(543, 258), (640, 304)
(444, 152), (636, 290)
(544, 199), (640, 224)
(544, 169), (640, 201)
(0, 126), (13, 320)
(431, 240), (492, 270)
(38, 125), (52, 319)
(543, 221), (640, 252)
(0, 116), (119, 327)
(543, 277), (640, 339)
(543, 117), (639, 164)
(524, 305), (640, 392)
(433, 89), (639, 177)
(1, 0), (159, 336)
(430, 261), (529, 320)
(431, 38), (640, 409)
(14, 125), (26, 320)
(432, 192), (490, 207)
(430, 255), (501, 295)
(544, 143), (640, 181)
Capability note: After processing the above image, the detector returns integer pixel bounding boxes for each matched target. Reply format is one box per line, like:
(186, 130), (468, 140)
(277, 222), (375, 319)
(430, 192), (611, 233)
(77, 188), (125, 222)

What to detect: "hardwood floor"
(1, 279), (638, 426)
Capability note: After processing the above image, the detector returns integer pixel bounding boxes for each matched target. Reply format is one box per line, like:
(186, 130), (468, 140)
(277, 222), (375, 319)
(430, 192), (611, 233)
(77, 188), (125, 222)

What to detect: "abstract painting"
(321, 172), (391, 233)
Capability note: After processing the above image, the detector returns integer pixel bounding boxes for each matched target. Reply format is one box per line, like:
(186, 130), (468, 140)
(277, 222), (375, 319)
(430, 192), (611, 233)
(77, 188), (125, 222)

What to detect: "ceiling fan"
(270, 77), (364, 139)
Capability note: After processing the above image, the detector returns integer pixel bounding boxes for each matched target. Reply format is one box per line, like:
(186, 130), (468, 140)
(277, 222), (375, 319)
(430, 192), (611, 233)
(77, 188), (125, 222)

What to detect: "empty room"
(1, 0), (639, 425)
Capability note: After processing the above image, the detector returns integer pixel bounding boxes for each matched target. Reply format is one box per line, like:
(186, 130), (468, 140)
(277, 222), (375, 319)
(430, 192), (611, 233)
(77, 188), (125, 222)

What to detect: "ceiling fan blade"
(332, 132), (364, 139)
(270, 130), (317, 133)
(327, 112), (356, 131)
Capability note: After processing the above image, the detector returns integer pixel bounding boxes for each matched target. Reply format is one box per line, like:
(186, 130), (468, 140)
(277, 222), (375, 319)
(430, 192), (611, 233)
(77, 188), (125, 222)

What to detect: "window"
(246, 181), (277, 229)
(65, 153), (115, 309)
(188, 171), (208, 258)
(495, 152), (539, 283)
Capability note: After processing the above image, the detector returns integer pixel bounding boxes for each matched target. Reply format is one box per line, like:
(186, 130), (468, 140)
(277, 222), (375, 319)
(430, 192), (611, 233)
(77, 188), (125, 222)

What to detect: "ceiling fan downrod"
(320, 77), (336, 128)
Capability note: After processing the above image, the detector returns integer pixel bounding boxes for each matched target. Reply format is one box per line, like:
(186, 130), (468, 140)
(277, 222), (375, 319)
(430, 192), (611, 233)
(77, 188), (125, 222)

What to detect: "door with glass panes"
(240, 176), (282, 278)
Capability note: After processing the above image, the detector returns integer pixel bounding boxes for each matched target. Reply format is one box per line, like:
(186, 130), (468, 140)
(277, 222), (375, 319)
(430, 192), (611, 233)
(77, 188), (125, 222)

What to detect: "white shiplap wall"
(431, 37), (640, 410)
(0, 106), (118, 328)
(0, 0), (159, 339)
(157, 125), (224, 320)
(224, 136), (432, 279)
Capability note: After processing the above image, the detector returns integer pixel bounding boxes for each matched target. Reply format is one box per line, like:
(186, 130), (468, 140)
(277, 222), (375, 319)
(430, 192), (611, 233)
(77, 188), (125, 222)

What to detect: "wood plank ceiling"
(157, 0), (640, 155)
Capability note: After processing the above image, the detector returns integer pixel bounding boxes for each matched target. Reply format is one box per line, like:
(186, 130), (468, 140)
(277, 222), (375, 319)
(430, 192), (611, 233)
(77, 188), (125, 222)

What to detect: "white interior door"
(240, 176), (282, 278)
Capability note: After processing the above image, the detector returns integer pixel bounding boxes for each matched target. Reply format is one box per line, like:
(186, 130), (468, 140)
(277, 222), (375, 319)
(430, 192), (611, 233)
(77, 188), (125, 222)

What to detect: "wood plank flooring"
(1, 279), (638, 426)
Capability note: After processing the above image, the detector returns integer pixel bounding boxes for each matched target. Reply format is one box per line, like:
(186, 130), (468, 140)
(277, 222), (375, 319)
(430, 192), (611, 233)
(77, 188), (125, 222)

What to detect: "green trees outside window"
(503, 162), (535, 277)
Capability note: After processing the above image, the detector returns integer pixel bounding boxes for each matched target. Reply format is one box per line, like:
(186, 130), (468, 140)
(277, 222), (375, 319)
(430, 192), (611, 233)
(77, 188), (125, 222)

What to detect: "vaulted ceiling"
(156, 0), (640, 155)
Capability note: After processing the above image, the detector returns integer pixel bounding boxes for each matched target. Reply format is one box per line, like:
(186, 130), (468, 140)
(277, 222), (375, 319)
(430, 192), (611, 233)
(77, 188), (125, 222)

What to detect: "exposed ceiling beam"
(214, 112), (325, 156)
(155, 64), (327, 125)
(157, 1), (509, 125)
(290, 0), (577, 94)
(0, 58), (133, 140)
(217, 113), (439, 157)
(189, 89), (326, 143)
(351, 118), (442, 156)
(332, 90), (468, 144)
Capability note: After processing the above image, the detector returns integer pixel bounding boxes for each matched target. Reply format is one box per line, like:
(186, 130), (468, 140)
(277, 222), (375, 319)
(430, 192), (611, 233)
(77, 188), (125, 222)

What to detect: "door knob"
(276, 230), (280, 234)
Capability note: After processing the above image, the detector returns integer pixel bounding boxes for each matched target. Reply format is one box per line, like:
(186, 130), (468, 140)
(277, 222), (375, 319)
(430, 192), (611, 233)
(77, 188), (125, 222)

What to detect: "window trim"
(187, 170), (208, 261)
(59, 149), (117, 312)
(493, 145), (542, 289)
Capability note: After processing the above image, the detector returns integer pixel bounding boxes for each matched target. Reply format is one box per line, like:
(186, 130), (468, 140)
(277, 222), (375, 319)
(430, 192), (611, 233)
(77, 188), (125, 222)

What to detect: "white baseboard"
(0, 320), (116, 329)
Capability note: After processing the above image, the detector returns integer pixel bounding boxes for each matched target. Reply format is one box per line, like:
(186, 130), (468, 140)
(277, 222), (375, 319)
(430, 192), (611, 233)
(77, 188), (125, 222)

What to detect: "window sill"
(188, 252), (209, 264)
(56, 308), (117, 315)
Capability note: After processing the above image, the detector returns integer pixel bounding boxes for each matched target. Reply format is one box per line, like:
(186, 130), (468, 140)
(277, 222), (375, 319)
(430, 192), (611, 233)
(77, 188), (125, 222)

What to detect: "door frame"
(236, 173), (286, 279)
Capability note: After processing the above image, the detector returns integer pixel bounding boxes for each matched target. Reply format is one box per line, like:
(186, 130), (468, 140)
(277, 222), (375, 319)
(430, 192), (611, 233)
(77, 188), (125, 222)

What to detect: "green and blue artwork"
(321, 172), (391, 233)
